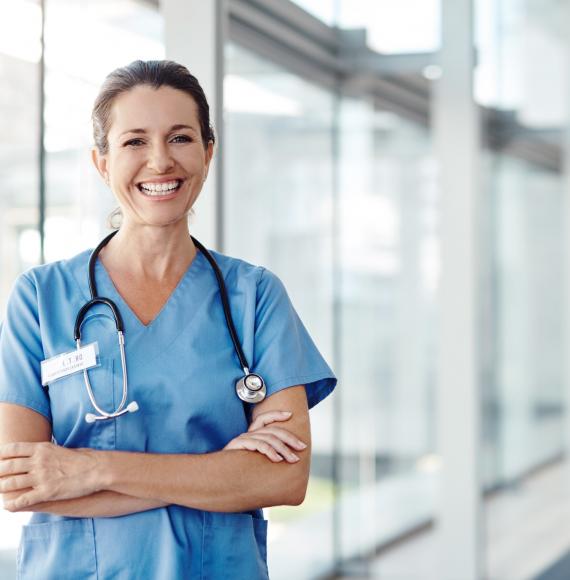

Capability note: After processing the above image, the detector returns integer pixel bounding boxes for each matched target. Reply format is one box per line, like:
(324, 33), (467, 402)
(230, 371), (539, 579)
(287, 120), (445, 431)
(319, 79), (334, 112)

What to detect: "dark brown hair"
(92, 59), (215, 154)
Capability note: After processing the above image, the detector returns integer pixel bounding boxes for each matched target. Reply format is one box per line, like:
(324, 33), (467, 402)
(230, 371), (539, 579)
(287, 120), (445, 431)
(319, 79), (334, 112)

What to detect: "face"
(92, 85), (214, 228)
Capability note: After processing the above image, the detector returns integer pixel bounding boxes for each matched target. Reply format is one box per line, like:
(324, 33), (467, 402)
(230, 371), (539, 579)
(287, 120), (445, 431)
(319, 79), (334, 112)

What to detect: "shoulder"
(202, 248), (287, 303)
(20, 249), (90, 284)
(203, 248), (263, 280)
(11, 249), (92, 300)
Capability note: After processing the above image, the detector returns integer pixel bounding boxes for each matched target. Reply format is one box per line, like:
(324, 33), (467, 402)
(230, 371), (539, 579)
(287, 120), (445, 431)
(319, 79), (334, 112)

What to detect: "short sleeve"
(252, 268), (337, 409)
(0, 273), (52, 422)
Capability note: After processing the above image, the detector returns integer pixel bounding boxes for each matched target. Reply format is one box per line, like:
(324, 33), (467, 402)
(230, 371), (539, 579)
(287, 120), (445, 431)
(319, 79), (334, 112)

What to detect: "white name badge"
(41, 343), (99, 386)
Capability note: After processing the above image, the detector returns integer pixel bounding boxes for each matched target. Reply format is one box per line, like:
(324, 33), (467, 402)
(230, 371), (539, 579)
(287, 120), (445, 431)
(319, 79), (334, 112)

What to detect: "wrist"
(85, 448), (116, 491)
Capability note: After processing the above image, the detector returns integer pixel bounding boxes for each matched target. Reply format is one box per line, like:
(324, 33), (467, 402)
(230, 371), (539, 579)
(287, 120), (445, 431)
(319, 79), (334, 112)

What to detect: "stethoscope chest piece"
(236, 372), (266, 404)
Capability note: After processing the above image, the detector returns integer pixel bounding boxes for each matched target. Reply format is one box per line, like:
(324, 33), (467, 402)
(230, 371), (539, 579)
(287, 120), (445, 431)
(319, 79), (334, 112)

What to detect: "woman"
(0, 60), (336, 579)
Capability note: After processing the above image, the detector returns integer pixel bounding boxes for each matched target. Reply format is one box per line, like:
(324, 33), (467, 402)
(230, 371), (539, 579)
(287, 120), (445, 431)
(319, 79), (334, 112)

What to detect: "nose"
(146, 141), (175, 173)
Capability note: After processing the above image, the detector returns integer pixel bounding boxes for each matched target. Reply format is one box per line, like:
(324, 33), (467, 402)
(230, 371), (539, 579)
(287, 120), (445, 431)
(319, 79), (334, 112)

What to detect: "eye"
(124, 138), (144, 147)
(171, 135), (192, 143)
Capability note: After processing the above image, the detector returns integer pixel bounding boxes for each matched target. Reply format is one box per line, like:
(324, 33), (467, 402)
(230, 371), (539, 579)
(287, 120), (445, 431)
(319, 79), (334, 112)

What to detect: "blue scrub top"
(0, 245), (337, 580)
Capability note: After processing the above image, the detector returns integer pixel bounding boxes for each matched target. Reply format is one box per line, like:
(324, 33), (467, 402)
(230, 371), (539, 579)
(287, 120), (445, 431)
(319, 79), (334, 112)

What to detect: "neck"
(100, 221), (196, 280)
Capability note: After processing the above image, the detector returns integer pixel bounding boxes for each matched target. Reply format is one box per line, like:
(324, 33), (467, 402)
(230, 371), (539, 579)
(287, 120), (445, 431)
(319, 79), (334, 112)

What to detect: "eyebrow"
(119, 124), (198, 138)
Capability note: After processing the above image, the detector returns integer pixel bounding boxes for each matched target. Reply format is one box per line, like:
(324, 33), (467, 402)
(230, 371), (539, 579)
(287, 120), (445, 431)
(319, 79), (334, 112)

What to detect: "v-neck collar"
(94, 248), (206, 332)
(67, 245), (219, 370)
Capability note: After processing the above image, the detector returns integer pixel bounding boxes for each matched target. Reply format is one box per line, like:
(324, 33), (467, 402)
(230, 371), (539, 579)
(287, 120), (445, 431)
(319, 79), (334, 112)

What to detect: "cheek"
(175, 150), (205, 172)
(110, 151), (140, 179)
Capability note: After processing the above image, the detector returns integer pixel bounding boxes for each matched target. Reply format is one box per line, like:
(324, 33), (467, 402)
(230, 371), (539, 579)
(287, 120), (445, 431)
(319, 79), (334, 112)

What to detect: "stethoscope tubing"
(190, 236), (251, 375)
(74, 230), (265, 423)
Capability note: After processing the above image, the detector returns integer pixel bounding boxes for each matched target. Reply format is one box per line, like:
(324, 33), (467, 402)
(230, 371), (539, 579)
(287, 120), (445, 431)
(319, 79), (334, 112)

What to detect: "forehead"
(108, 85), (199, 137)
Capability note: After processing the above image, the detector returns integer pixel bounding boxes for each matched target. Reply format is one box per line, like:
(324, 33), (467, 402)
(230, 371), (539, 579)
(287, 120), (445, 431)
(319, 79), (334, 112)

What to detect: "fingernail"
(281, 411), (292, 416)
(291, 454), (300, 462)
(298, 442), (307, 449)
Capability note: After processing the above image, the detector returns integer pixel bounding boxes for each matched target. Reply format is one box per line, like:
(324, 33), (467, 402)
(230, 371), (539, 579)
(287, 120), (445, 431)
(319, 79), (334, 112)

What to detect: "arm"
(2, 385), (311, 513)
(99, 385), (311, 512)
(19, 490), (168, 519)
(0, 403), (167, 517)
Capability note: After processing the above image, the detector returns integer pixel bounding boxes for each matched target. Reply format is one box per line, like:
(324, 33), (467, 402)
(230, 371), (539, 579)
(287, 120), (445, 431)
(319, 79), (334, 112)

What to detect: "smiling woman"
(93, 80), (214, 233)
(0, 60), (336, 580)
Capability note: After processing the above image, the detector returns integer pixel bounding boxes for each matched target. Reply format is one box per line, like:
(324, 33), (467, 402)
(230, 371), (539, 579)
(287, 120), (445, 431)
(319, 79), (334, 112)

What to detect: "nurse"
(0, 60), (336, 579)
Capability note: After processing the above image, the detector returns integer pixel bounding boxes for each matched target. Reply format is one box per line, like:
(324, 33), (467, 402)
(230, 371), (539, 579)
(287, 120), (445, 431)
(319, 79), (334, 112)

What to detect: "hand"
(223, 411), (307, 463)
(0, 442), (101, 512)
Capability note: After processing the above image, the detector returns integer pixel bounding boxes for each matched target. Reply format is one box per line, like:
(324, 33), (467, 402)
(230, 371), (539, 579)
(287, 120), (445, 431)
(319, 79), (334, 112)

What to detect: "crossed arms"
(0, 385), (310, 517)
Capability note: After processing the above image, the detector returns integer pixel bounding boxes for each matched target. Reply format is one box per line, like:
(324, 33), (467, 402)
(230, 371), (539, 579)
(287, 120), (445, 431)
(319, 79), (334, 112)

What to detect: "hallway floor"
(339, 460), (570, 580)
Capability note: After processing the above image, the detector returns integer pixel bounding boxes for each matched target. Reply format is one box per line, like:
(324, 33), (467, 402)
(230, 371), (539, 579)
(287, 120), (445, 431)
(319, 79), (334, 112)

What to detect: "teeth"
(139, 180), (181, 195)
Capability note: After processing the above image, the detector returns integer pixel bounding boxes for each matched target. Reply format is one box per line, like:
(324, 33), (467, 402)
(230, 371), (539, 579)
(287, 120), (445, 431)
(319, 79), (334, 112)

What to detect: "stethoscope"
(75, 230), (266, 423)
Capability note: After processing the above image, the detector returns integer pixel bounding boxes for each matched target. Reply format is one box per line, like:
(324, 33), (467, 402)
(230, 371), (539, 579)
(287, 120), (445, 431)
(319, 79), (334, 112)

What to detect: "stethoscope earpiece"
(85, 400), (139, 424)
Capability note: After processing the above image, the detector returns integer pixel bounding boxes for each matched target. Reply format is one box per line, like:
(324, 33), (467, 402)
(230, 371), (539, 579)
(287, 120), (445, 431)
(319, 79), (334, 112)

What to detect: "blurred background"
(1, 0), (569, 578)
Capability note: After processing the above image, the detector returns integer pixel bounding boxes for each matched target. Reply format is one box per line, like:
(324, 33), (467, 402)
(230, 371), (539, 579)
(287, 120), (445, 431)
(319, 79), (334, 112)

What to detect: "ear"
(203, 140), (214, 180)
(91, 148), (109, 183)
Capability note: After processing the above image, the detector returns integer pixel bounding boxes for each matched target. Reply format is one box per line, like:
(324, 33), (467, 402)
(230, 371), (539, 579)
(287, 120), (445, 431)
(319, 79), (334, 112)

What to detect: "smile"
(137, 179), (183, 196)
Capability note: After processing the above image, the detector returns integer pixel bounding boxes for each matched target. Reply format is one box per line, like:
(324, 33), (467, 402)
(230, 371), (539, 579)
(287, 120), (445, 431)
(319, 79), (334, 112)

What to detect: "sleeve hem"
(265, 371), (337, 409)
(266, 371), (337, 392)
(0, 394), (52, 424)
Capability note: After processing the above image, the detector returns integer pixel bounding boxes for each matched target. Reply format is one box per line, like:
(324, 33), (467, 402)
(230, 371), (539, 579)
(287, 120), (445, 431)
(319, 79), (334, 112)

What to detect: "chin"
(140, 214), (191, 228)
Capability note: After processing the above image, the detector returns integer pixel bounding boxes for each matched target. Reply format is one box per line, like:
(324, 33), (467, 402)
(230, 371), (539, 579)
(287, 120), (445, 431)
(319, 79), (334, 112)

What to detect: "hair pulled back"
(92, 59), (215, 155)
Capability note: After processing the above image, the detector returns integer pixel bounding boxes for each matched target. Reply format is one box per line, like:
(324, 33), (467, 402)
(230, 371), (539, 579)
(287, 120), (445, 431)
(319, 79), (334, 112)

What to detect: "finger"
(0, 474), (34, 494)
(232, 437), (284, 463)
(3, 489), (44, 512)
(0, 443), (36, 460)
(0, 458), (31, 477)
(251, 426), (307, 451)
(247, 433), (300, 463)
(248, 411), (292, 432)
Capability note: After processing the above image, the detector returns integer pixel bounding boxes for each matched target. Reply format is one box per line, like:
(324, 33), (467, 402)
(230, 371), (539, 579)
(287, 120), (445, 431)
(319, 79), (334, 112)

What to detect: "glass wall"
(476, 0), (569, 576)
(0, 0), (42, 308)
(337, 99), (439, 572)
(225, 7), (441, 573)
(333, 0), (441, 575)
(43, 0), (164, 260)
(0, 0), (41, 578)
(0, 3), (42, 571)
(481, 156), (566, 488)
